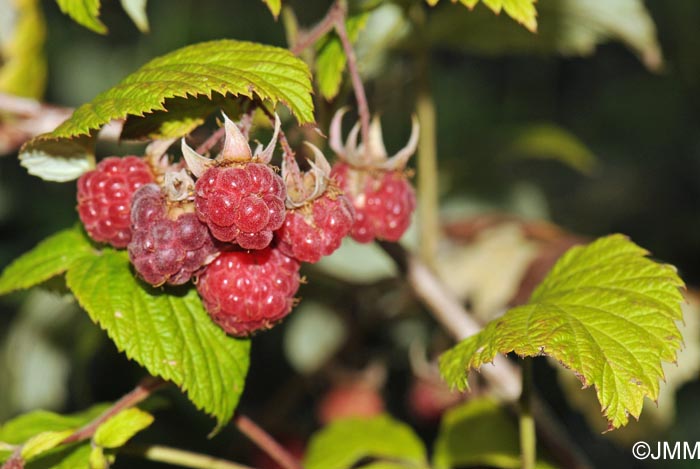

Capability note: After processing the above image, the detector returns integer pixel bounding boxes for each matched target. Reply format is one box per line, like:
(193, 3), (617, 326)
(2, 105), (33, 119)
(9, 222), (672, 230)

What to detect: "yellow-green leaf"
(56, 0), (106, 34)
(433, 399), (556, 469)
(262, 0), (281, 19)
(0, 0), (47, 98)
(65, 249), (251, 428)
(304, 415), (428, 469)
(0, 226), (94, 296)
(427, 0), (537, 32)
(20, 430), (73, 461)
(93, 408), (153, 449)
(440, 234), (685, 429)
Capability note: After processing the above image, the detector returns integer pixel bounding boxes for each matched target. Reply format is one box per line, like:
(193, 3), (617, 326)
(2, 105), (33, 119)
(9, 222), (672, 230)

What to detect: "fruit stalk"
(520, 359), (536, 469)
(234, 415), (302, 469)
(122, 444), (254, 469)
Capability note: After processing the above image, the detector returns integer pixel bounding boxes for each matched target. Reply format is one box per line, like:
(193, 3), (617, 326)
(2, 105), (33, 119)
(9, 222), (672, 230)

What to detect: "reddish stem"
(333, 7), (371, 161)
(290, 3), (341, 55)
(62, 376), (167, 444)
(234, 415), (301, 469)
(195, 126), (226, 155)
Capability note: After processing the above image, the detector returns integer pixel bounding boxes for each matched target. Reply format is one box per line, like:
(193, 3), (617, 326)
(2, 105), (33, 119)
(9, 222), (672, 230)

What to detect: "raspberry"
(328, 110), (419, 244)
(128, 184), (218, 286)
(77, 156), (153, 248)
(316, 382), (385, 425)
(181, 113), (286, 250)
(195, 164), (286, 249)
(331, 163), (415, 243)
(196, 247), (300, 336)
(277, 191), (354, 263)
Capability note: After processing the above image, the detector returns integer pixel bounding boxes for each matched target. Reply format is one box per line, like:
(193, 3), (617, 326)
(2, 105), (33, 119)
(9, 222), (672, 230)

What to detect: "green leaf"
(21, 430), (73, 461)
(0, 0), (47, 98)
(88, 446), (107, 469)
(65, 249), (250, 427)
(19, 134), (95, 182)
(119, 0), (149, 32)
(303, 415), (428, 469)
(0, 226), (94, 296)
(55, 0), (106, 34)
(93, 408), (153, 449)
(262, 0), (281, 19)
(23, 39), (312, 149)
(432, 398), (556, 469)
(439, 234), (685, 429)
(315, 14), (369, 101)
(426, 0), (661, 70)
(0, 406), (107, 444)
(427, 0), (537, 32)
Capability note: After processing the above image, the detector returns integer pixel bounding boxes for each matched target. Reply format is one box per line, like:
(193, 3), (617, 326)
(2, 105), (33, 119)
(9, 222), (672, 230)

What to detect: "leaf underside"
(440, 234), (685, 429)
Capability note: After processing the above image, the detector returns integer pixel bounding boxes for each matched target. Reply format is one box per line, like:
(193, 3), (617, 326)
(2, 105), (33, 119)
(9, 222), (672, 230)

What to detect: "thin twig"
(62, 376), (167, 444)
(195, 126), (225, 155)
(234, 414), (302, 469)
(333, 5), (371, 157)
(520, 359), (536, 469)
(378, 241), (522, 400)
(122, 444), (254, 469)
(289, 3), (341, 55)
(379, 241), (592, 468)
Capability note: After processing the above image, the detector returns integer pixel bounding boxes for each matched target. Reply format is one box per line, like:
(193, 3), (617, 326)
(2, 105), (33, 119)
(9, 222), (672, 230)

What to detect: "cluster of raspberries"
(76, 112), (418, 336)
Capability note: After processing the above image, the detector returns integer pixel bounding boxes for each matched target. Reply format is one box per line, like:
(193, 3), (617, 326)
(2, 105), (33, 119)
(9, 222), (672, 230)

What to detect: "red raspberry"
(276, 191), (354, 263)
(196, 247), (300, 336)
(128, 184), (218, 286)
(331, 163), (415, 243)
(316, 382), (385, 425)
(195, 164), (286, 250)
(77, 156), (153, 248)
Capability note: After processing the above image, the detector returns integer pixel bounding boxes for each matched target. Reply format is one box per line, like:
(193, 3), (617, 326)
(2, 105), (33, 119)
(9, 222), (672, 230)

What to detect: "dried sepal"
(218, 112), (253, 163)
(164, 168), (195, 202)
(181, 138), (214, 178)
(253, 113), (281, 164)
(329, 108), (419, 170)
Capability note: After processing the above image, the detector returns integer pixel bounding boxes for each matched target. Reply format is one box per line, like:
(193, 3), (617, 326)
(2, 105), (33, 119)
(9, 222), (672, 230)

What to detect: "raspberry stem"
(62, 376), (167, 444)
(234, 414), (303, 469)
(121, 444), (254, 469)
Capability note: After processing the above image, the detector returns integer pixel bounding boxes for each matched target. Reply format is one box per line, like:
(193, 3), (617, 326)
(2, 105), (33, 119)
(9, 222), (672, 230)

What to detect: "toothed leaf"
(439, 234), (684, 429)
(65, 249), (250, 428)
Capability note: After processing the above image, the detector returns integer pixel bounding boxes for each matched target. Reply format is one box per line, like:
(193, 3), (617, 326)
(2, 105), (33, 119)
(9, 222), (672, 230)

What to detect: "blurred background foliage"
(2, 0), (700, 467)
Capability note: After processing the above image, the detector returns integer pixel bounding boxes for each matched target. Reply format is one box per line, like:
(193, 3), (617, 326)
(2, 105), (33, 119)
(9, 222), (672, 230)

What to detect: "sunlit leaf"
(427, 0), (537, 32)
(55, 0), (106, 34)
(304, 415), (428, 469)
(440, 235), (685, 429)
(65, 249), (250, 427)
